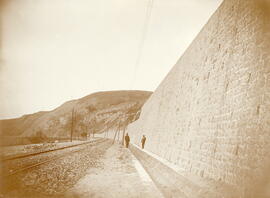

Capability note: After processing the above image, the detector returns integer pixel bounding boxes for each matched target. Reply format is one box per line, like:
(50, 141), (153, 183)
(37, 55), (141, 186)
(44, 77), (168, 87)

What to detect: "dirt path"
(64, 143), (164, 198)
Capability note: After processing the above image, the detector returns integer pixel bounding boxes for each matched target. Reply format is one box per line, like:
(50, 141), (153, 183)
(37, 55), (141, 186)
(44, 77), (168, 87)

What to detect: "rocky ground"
(1, 139), (112, 198)
(1, 139), (164, 198)
(1, 139), (99, 159)
(63, 143), (163, 198)
(2, 139), (103, 175)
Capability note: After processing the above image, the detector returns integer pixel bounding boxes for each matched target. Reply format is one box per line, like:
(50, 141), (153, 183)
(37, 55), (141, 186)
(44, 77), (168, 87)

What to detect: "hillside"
(0, 90), (152, 139)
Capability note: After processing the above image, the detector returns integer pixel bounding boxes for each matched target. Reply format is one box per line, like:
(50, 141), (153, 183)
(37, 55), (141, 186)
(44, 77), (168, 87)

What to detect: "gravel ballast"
(1, 139), (112, 198)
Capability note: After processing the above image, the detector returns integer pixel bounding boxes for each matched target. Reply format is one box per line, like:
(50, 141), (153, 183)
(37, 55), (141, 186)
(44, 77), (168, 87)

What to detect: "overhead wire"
(130, 0), (154, 90)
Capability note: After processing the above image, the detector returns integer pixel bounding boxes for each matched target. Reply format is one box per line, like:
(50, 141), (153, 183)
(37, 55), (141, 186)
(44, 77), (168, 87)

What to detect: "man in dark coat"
(124, 133), (130, 148)
(141, 135), (146, 149)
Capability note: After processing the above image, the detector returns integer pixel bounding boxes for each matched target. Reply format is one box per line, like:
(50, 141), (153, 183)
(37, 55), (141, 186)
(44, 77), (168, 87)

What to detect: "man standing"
(124, 133), (130, 148)
(141, 135), (146, 149)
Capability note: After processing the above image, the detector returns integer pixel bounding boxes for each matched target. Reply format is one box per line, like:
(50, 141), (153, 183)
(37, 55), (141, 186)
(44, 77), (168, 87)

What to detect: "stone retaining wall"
(128, 0), (270, 196)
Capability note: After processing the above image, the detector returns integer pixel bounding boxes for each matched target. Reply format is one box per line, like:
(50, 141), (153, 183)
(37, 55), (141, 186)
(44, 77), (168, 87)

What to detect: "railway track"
(2, 138), (102, 161)
(2, 138), (107, 177)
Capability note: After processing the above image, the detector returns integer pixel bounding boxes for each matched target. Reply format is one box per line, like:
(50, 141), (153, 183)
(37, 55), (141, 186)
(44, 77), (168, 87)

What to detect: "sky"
(0, 0), (223, 119)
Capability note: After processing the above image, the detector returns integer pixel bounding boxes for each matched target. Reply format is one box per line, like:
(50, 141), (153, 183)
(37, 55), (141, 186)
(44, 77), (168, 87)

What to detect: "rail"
(2, 138), (102, 161)
(3, 138), (108, 177)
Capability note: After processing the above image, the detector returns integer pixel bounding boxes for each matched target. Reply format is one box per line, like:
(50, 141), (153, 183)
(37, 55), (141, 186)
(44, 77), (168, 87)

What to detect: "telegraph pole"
(122, 118), (128, 146)
(122, 126), (126, 146)
(117, 126), (120, 142)
(70, 108), (74, 142)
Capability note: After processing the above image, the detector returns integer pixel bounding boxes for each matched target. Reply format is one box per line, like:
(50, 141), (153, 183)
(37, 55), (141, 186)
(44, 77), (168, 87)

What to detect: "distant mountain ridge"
(0, 90), (152, 138)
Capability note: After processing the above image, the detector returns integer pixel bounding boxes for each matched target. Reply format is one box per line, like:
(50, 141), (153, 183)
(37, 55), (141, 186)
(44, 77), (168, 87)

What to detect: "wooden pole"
(122, 126), (126, 146)
(70, 108), (74, 142)
(116, 121), (119, 143)
(112, 129), (118, 144)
